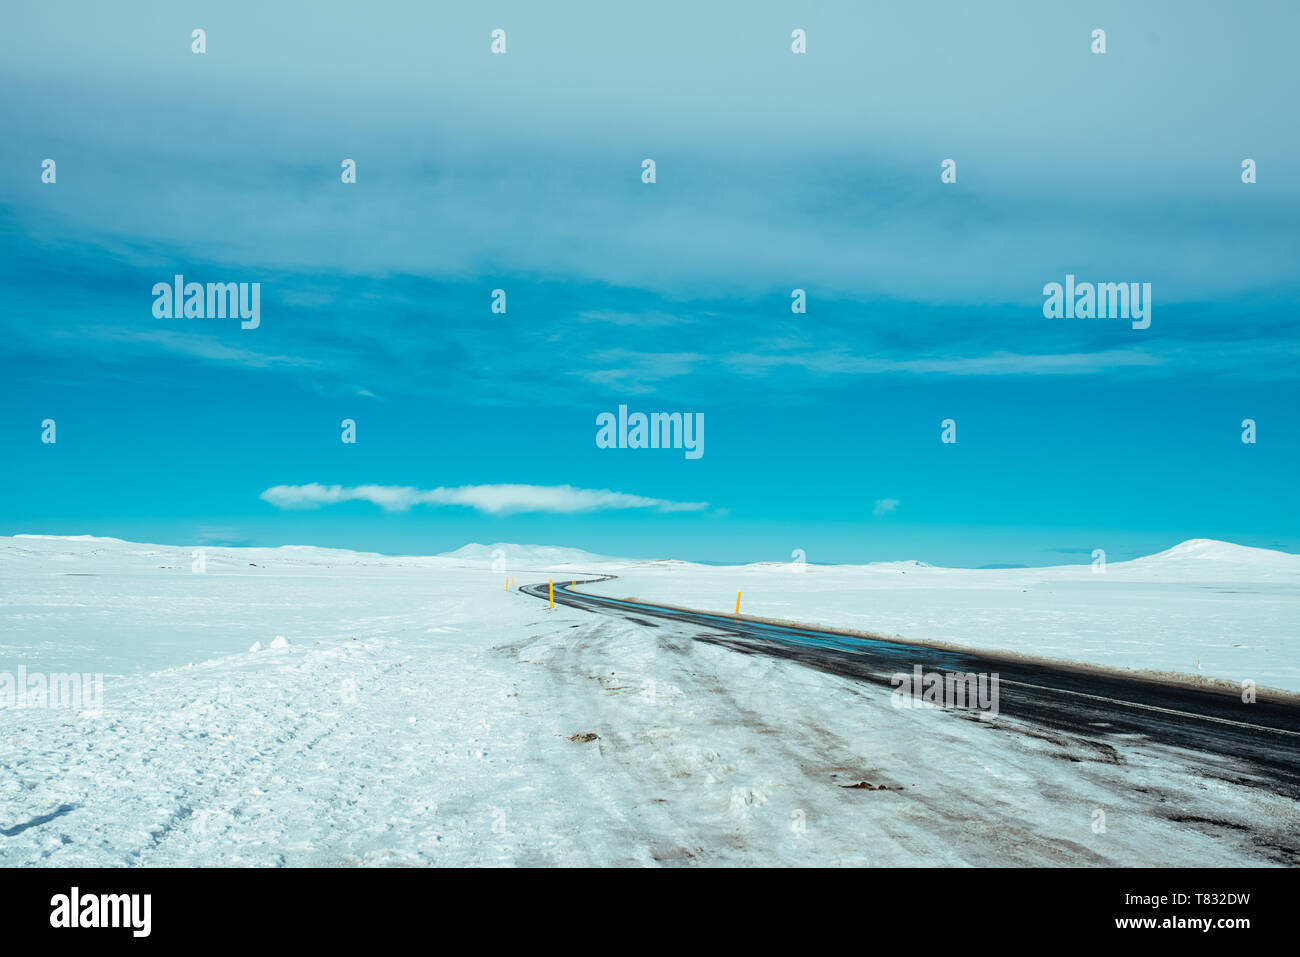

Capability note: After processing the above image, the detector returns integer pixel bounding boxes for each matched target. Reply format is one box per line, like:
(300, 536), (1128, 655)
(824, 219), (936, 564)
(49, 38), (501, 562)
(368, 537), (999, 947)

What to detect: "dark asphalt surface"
(522, 574), (1300, 799)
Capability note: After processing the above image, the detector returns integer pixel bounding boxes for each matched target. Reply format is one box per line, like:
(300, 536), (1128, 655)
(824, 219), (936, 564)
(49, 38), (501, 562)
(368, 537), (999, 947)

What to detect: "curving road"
(523, 574), (1300, 799)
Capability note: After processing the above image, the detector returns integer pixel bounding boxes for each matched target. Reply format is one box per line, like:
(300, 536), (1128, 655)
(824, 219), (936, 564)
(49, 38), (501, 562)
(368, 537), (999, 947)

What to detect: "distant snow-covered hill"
(1119, 538), (1300, 581)
(438, 542), (617, 567)
(1132, 538), (1299, 565)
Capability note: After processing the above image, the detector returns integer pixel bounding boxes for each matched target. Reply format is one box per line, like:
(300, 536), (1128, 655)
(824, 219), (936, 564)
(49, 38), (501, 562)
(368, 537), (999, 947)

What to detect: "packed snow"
(0, 534), (1296, 866)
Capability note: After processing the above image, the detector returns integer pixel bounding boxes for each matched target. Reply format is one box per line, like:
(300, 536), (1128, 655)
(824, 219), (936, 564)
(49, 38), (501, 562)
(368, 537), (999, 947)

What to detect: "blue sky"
(1, 1), (1297, 565)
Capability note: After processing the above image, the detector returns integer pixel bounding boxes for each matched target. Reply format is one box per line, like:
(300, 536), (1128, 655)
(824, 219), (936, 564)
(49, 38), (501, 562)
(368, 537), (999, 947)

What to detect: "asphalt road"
(522, 574), (1300, 799)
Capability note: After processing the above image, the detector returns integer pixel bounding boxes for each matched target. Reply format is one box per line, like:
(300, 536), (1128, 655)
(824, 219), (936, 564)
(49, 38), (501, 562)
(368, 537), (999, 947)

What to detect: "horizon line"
(5, 532), (1297, 572)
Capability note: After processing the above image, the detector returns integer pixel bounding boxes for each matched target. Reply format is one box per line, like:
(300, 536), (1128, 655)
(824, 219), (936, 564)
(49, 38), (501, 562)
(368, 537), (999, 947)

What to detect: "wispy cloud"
(260, 483), (709, 515)
(724, 348), (1167, 378)
(873, 498), (899, 518)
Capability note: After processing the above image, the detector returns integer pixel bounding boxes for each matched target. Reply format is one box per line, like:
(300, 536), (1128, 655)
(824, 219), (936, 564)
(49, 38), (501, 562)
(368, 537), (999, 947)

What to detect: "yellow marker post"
(735, 590), (742, 615)
(549, 580), (554, 609)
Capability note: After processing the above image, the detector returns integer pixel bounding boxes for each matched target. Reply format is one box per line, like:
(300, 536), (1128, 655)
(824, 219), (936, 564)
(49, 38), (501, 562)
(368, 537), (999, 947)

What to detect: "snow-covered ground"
(0, 535), (1296, 866)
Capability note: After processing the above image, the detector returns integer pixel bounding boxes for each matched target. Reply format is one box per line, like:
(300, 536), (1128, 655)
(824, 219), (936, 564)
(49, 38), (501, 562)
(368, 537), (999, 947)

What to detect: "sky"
(1, 0), (1297, 566)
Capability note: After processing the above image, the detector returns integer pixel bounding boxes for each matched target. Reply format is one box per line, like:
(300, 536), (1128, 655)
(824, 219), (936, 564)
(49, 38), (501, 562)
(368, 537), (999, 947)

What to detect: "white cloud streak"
(260, 483), (709, 516)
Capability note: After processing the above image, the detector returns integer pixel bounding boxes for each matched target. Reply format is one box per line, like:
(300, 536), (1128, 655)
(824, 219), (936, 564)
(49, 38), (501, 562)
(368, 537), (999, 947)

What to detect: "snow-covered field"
(0, 535), (1296, 866)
